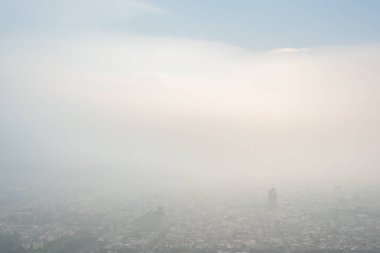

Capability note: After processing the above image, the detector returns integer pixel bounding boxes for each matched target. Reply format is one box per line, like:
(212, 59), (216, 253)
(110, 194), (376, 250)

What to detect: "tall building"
(267, 188), (278, 212)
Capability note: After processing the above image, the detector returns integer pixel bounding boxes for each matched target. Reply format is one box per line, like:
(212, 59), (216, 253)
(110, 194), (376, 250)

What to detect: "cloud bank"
(1, 36), (380, 188)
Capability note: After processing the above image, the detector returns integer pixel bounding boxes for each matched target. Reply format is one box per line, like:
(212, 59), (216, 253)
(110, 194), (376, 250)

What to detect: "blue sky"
(1, 0), (380, 49)
(132, 0), (380, 48)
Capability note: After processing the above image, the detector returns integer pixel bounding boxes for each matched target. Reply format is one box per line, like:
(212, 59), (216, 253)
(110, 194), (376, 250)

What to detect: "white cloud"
(269, 48), (309, 54)
(1, 37), (380, 187)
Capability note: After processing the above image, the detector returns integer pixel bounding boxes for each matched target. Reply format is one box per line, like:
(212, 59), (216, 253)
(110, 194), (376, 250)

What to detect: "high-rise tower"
(267, 187), (278, 212)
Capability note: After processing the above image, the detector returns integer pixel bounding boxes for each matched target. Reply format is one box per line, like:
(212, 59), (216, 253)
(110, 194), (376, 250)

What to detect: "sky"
(1, 0), (380, 48)
(1, 0), (380, 190)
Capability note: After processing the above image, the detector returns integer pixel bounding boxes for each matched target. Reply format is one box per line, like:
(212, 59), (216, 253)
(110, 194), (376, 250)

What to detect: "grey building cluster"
(1, 187), (380, 253)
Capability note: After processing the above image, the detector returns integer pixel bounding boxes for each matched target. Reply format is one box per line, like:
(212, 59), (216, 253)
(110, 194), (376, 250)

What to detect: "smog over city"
(1, 1), (380, 253)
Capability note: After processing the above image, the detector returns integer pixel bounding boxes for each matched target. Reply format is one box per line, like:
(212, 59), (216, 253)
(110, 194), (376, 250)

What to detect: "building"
(267, 188), (278, 212)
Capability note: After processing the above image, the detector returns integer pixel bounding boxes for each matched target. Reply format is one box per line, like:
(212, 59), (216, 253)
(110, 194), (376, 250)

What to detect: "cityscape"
(2, 1), (380, 253)
(1, 186), (380, 253)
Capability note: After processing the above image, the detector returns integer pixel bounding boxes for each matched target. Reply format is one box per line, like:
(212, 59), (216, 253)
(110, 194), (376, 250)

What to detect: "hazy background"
(1, 0), (380, 191)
